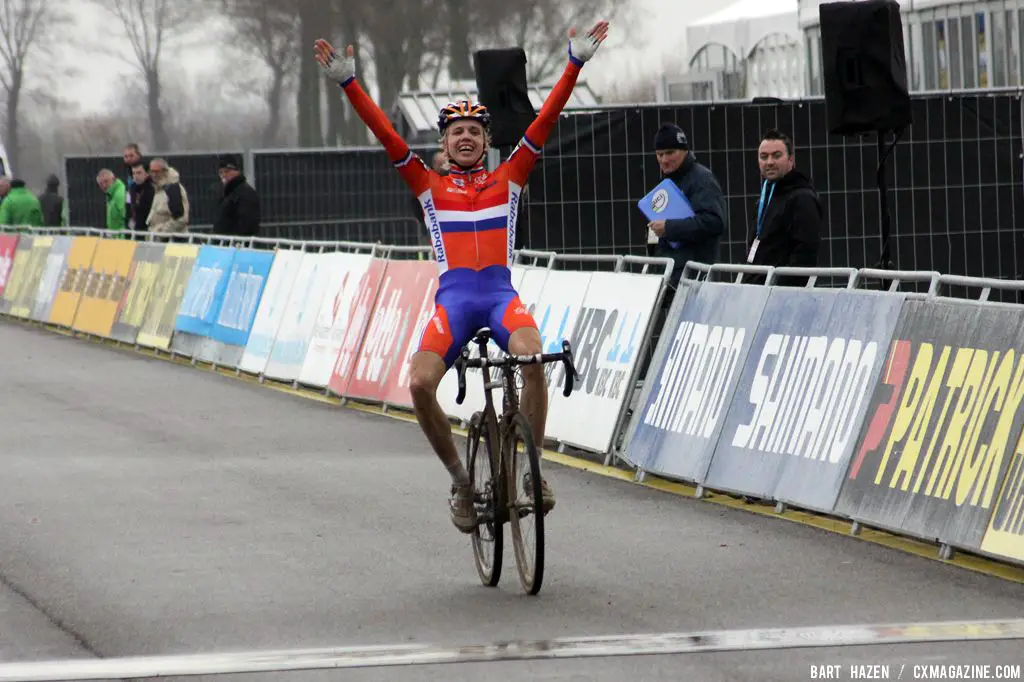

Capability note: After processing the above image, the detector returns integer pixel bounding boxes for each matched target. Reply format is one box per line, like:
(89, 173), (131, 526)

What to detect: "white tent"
(686, 0), (800, 64)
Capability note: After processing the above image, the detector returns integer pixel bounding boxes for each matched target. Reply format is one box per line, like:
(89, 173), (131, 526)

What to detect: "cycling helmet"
(438, 100), (491, 134)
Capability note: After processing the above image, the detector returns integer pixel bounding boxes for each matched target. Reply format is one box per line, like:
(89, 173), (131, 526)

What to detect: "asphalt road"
(0, 320), (1021, 682)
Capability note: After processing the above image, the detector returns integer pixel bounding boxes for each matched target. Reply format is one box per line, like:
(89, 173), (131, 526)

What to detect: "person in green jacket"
(0, 179), (44, 229)
(97, 169), (126, 234)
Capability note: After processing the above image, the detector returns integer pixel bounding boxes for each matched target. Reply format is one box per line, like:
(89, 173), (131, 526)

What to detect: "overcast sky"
(60, 0), (737, 112)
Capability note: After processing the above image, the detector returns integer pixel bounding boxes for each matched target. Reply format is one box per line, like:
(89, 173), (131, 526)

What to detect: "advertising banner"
(341, 260), (437, 404)
(174, 246), (236, 337)
(239, 249), (304, 375)
(48, 236), (99, 327)
(264, 252), (339, 381)
(30, 236), (72, 322)
(10, 236), (54, 318)
(110, 243), (166, 344)
(980, 428), (1024, 564)
(0, 235), (34, 315)
(836, 299), (1024, 552)
(704, 289), (905, 511)
(327, 257), (389, 395)
(544, 272), (664, 453)
(298, 253), (378, 388)
(208, 248), (275, 349)
(626, 282), (770, 483)
(136, 244), (200, 349)
(72, 239), (137, 337)
(0, 233), (17, 297)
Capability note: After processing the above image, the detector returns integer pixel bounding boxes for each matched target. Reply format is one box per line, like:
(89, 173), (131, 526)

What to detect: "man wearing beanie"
(646, 122), (726, 290)
(213, 154), (260, 237)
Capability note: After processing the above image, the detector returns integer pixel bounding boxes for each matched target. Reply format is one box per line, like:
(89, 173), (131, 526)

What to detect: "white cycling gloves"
(569, 30), (602, 64)
(320, 47), (356, 86)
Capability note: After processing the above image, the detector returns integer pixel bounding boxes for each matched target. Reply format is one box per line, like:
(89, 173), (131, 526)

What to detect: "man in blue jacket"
(645, 123), (727, 290)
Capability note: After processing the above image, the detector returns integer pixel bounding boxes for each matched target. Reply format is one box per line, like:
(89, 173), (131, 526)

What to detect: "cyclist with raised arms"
(313, 20), (609, 533)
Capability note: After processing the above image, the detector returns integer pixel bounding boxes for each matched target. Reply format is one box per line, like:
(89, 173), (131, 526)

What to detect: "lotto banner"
(72, 239), (137, 337)
(30, 236), (72, 322)
(110, 243), (167, 344)
(174, 246), (236, 338)
(327, 258), (389, 395)
(298, 253), (379, 388)
(239, 249), (304, 375)
(136, 245), (199, 349)
(703, 289), (905, 512)
(0, 236), (34, 315)
(342, 260), (438, 405)
(10, 236), (54, 318)
(0, 234), (20, 298)
(626, 282), (770, 483)
(544, 271), (664, 453)
(265, 252), (339, 382)
(835, 299), (1024, 552)
(48, 237), (100, 327)
(980, 430), (1024, 564)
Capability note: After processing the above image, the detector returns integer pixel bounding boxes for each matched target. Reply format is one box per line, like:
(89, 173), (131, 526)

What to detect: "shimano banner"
(704, 289), (905, 512)
(836, 299), (1024, 553)
(626, 282), (769, 483)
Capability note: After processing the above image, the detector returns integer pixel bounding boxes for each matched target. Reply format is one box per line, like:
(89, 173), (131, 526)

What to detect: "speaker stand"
(874, 126), (906, 270)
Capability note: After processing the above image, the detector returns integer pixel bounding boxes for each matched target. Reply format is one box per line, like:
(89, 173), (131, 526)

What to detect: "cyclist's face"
(445, 121), (486, 168)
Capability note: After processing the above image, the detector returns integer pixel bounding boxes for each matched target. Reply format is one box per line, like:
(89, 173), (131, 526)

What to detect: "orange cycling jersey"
(339, 55), (585, 365)
(339, 58), (583, 287)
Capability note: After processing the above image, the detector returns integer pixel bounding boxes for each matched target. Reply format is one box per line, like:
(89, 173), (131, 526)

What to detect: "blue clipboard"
(637, 178), (695, 222)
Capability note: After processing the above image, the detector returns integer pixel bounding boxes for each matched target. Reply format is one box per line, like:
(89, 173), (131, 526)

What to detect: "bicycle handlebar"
(454, 340), (579, 405)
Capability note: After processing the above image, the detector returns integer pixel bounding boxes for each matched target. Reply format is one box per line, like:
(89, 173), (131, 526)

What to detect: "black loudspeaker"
(819, 0), (912, 135)
(473, 48), (534, 148)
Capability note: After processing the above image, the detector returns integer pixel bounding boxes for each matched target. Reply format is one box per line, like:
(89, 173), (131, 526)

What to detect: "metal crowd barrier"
(1, 225), (1022, 573)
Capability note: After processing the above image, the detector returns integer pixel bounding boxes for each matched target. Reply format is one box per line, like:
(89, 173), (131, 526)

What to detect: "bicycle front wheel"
(505, 412), (545, 595)
(467, 411), (502, 587)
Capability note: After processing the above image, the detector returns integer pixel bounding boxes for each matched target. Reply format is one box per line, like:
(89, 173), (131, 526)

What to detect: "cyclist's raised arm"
(506, 21), (609, 184)
(314, 40), (430, 194)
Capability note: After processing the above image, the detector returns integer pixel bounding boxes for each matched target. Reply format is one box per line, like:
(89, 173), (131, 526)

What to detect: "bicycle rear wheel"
(466, 410), (502, 587)
(505, 412), (544, 595)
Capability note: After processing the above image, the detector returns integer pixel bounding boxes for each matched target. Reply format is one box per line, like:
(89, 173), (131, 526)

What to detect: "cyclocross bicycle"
(454, 327), (578, 595)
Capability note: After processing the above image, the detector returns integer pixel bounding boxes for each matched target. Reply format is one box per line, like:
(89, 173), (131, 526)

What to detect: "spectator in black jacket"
(745, 128), (822, 286)
(645, 122), (727, 291)
(38, 174), (64, 226)
(213, 154), (260, 237)
(127, 162), (155, 235)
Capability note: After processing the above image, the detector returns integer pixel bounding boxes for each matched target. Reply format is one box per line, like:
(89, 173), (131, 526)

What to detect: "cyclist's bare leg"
(409, 350), (476, 532)
(408, 351), (466, 484)
(508, 327), (547, 447)
(509, 327), (555, 512)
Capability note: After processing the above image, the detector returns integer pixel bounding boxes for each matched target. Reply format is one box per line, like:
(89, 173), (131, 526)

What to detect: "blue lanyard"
(756, 180), (775, 238)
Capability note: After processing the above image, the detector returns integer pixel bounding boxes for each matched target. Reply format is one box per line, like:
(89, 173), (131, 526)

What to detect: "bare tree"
(221, 0), (300, 147)
(0, 0), (69, 173)
(94, 0), (208, 151)
(475, 0), (631, 82)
